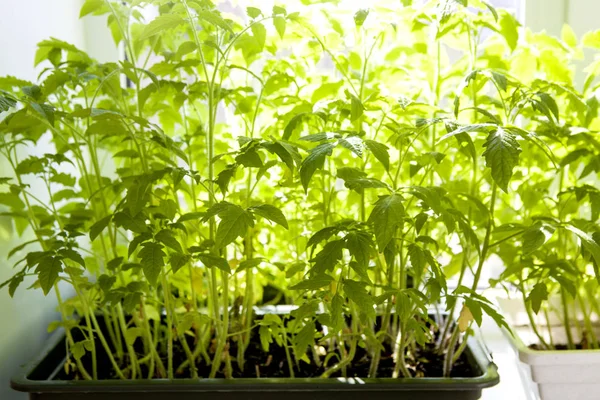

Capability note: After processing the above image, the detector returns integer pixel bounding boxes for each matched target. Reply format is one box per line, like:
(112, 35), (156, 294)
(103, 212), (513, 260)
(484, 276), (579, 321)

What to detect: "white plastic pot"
(497, 298), (600, 400)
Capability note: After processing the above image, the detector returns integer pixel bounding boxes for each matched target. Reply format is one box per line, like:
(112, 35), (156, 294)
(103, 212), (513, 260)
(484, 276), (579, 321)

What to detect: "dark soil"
(56, 316), (477, 380)
(529, 343), (588, 350)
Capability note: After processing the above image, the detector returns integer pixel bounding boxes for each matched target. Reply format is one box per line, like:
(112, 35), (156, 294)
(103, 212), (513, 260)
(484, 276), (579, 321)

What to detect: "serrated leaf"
(178, 212), (205, 223)
(128, 232), (152, 258)
(139, 14), (184, 41)
(565, 225), (600, 283)
(198, 254), (230, 273)
(345, 231), (373, 272)
(310, 239), (345, 275)
(299, 143), (335, 192)
(170, 253), (191, 274)
(365, 140), (390, 170)
(250, 204), (288, 229)
(36, 256), (63, 295)
(125, 327), (143, 346)
(368, 194), (405, 251)
(482, 127), (521, 192)
(499, 10), (519, 51)
(197, 10), (233, 33)
(246, 7), (262, 18)
(343, 279), (375, 319)
(0, 95), (16, 112)
(536, 92), (559, 123)
(350, 95), (364, 121)
(522, 224), (553, 255)
(307, 227), (338, 248)
(273, 16), (286, 38)
(60, 249), (86, 268)
(138, 242), (165, 285)
(214, 204), (254, 248)
(282, 113), (307, 140)
(293, 321), (315, 355)
(98, 274), (116, 293)
(80, 0), (104, 17)
(527, 283), (548, 314)
(339, 136), (364, 156)
(71, 341), (86, 360)
(290, 274), (333, 290)
(113, 211), (148, 233)
(155, 229), (183, 253)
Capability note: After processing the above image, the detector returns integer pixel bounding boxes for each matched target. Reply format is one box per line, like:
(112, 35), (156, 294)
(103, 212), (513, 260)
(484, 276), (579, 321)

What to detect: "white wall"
(0, 1), (116, 399)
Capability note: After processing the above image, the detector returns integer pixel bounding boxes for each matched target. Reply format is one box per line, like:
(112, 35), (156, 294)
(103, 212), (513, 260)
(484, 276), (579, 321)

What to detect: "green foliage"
(1, 0), (599, 381)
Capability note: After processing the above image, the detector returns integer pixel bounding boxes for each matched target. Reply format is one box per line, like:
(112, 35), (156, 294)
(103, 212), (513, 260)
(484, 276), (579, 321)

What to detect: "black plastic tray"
(11, 313), (499, 400)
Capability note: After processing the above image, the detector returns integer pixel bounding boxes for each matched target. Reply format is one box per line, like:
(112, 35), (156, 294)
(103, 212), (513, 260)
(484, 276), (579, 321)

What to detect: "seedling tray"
(12, 313), (499, 400)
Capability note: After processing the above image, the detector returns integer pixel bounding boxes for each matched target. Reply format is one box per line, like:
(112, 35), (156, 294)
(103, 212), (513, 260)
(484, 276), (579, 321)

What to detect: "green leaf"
(343, 178), (389, 193)
(236, 258), (264, 272)
(307, 227), (338, 248)
(197, 10), (233, 33)
(522, 223), (553, 255)
(290, 274), (333, 290)
(250, 204), (288, 229)
(71, 341), (86, 360)
(343, 279), (375, 319)
(527, 283), (548, 314)
(365, 140), (390, 170)
(482, 1), (498, 21)
(139, 14), (184, 41)
(155, 229), (183, 253)
(482, 127), (521, 192)
(170, 253), (191, 274)
(246, 7), (262, 18)
(128, 232), (152, 258)
(536, 93), (559, 123)
(198, 254), (230, 273)
(125, 327), (143, 346)
(0, 192), (25, 209)
(282, 112), (316, 140)
(113, 211), (148, 233)
(273, 16), (286, 38)
(408, 244), (425, 276)
(60, 249), (86, 268)
(499, 10), (519, 51)
(299, 143), (335, 192)
(329, 294), (344, 332)
(158, 198), (178, 221)
(138, 242), (165, 286)
(214, 204), (254, 248)
(273, 5), (286, 15)
(354, 9), (369, 27)
(262, 141), (299, 171)
(235, 148), (263, 168)
(368, 194), (405, 251)
(178, 212), (206, 223)
(36, 256), (63, 295)
(251, 22), (267, 50)
(345, 231), (373, 272)
(310, 239), (345, 275)
(339, 136), (364, 156)
(98, 274), (116, 293)
(350, 95), (364, 121)
(565, 225), (600, 283)
(293, 321), (315, 355)
(0, 95), (16, 112)
(80, 0), (104, 17)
